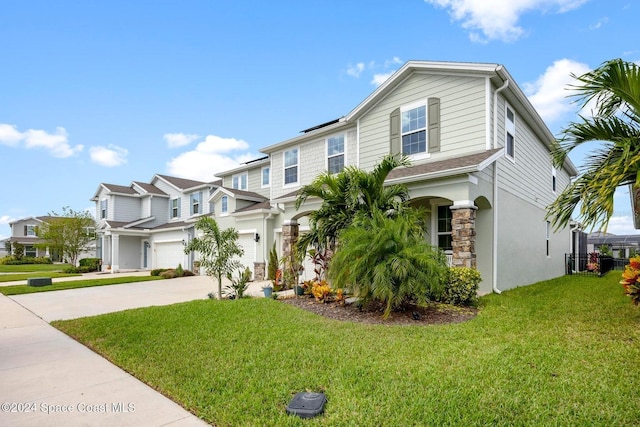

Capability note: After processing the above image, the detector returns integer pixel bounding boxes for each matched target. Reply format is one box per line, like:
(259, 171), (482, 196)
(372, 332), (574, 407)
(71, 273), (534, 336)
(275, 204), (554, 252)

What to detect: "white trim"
(468, 175), (479, 185)
(505, 103), (516, 162)
(232, 172), (248, 191)
(485, 77), (492, 150)
(400, 99), (429, 157)
(220, 195), (229, 216)
(356, 119), (360, 168)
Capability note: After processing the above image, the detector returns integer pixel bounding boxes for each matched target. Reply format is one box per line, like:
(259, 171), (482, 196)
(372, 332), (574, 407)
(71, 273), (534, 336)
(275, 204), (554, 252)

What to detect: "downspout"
(492, 77), (509, 294)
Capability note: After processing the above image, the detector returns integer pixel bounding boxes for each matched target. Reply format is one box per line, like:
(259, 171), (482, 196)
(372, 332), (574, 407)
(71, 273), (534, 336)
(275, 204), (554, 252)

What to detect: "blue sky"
(1, 0), (638, 240)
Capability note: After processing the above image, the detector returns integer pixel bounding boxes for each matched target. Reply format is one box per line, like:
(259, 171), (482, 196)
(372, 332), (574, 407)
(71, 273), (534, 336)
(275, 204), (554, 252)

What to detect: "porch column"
(111, 234), (120, 273)
(282, 220), (299, 287)
(450, 202), (477, 268)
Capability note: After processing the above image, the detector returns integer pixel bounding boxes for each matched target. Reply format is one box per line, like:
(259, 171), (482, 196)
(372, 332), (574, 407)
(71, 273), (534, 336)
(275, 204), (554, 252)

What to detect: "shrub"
(621, 256), (640, 305)
(224, 266), (252, 299)
(176, 263), (184, 277)
(311, 280), (332, 303)
(79, 258), (101, 271)
(267, 243), (278, 280)
(0, 256), (53, 265)
(442, 267), (482, 306)
(64, 266), (94, 274)
(151, 268), (169, 276)
(160, 270), (177, 279)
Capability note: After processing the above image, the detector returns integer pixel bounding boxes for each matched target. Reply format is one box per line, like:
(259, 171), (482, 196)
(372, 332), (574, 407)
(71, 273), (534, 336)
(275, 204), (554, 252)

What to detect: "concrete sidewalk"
(0, 273), (276, 426)
(0, 292), (210, 427)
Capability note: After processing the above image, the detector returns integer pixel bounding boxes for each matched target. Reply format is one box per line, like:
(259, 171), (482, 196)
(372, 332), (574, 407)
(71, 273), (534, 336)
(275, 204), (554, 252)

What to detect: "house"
(92, 174), (220, 272)
(587, 232), (640, 258)
(96, 60), (578, 294)
(208, 60), (578, 294)
(6, 216), (96, 262)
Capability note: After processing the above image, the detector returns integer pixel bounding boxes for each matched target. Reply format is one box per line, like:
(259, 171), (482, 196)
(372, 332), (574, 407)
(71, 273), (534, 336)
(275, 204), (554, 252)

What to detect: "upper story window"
(100, 199), (108, 219)
(402, 104), (427, 155)
(221, 196), (228, 214)
(506, 105), (515, 160)
(25, 225), (36, 236)
(284, 148), (299, 186)
(437, 205), (452, 252)
(232, 173), (248, 190)
(327, 135), (345, 174)
(262, 166), (270, 188)
(170, 198), (180, 219)
(552, 167), (557, 193)
(546, 221), (551, 257)
(190, 192), (202, 215)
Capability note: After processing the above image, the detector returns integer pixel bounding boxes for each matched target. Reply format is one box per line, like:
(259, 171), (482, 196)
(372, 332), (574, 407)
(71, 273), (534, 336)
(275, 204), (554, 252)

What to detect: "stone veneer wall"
(450, 206), (477, 268)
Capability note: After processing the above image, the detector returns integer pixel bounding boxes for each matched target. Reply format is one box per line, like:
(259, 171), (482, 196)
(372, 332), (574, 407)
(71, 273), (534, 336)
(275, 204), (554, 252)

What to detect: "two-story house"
(91, 174), (220, 272)
(207, 60), (578, 294)
(7, 216), (96, 263)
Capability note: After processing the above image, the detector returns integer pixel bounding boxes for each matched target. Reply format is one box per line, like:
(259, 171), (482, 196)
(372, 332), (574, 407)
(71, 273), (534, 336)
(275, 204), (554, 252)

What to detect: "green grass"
(0, 264), (71, 272)
(0, 276), (164, 295)
(53, 273), (640, 426)
(0, 272), (81, 283)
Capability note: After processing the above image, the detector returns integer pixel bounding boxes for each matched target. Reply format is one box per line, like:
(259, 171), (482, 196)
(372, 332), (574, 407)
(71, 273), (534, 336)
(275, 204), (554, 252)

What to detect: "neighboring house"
(207, 60), (578, 293)
(588, 232), (640, 258)
(7, 216), (96, 262)
(91, 174), (220, 272)
(0, 238), (9, 258)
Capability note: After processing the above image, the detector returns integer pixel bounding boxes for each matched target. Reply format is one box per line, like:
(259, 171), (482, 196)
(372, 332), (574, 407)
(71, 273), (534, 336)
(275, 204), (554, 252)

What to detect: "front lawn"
(0, 263), (71, 273)
(0, 272), (80, 283)
(0, 276), (164, 295)
(54, 273), (640, 426)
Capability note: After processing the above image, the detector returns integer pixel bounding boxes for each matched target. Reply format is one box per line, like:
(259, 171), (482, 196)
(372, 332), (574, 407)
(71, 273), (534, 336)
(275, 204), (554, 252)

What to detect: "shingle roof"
(223, 188), (268, 201)
(387, 149), (502, 181)
(156, 174), (208, 190)
(102, 184), (138, 195)
(234, 200), (272, 213)
(132, 181), (167, 195)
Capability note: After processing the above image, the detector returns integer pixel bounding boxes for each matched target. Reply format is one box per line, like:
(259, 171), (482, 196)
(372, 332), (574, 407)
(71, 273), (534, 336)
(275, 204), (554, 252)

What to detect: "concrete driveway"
(0, 272), (272, 426)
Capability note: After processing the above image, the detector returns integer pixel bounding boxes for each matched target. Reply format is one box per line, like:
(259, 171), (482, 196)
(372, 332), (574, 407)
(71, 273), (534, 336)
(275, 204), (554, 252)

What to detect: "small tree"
(13, 242), (24, 260)
(37, 207), (96, 266)
(184, 216), (244, 300)
(267, 242), (279, 280)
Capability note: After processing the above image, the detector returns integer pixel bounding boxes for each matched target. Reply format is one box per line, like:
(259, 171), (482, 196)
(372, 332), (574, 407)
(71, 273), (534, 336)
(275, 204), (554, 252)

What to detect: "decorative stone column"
(450, 203), (477, 268)
(253, 261), (266, 281)
(282, 220), (299, 287)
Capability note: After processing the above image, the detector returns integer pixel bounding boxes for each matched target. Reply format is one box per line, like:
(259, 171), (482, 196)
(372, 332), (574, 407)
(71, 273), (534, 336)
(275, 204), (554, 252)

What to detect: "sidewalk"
(0, 292), (210, 427)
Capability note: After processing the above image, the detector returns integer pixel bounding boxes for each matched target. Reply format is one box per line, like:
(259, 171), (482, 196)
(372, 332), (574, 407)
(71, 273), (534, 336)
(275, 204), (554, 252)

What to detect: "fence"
(565, 253), (624, 277)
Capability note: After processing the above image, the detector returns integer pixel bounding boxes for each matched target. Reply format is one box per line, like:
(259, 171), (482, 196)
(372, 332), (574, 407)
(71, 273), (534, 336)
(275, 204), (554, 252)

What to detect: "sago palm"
(547, 59), (640, 231)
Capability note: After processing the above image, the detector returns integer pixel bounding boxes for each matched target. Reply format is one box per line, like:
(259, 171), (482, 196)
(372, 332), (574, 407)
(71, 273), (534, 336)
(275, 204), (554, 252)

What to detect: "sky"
(1, 0), (638, 240)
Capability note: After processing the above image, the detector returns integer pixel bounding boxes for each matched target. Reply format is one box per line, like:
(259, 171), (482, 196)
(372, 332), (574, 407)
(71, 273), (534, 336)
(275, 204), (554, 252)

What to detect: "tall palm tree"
(295, 154), (412, 253)
(547, 59), (640, 231)
(184, 216), (244, 300)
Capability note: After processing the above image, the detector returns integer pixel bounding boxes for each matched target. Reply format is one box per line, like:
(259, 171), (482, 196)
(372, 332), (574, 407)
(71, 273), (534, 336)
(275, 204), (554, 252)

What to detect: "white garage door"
(236, 235), (256, 277)
(155, 242), (186, 269)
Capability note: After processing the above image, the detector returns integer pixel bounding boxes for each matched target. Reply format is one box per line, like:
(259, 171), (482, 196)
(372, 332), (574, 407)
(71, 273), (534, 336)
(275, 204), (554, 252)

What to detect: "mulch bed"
(280, 295), (478, 325)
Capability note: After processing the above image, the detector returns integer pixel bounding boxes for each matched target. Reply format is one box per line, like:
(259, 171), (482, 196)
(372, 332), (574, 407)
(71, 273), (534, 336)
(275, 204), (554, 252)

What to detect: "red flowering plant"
(620, 256), (640, 305)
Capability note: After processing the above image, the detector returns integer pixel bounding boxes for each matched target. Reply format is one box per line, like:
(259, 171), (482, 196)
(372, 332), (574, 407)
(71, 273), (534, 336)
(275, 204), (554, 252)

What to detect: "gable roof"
(132, 181), (167, 196)
(209, 187), (268, 203)
(154, 174), (211, 191)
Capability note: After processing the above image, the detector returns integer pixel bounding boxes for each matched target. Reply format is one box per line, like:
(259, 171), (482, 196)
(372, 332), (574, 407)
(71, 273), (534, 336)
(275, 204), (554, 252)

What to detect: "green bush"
(176, 263), (184, 277)
(0, 256), (53, 265)
(64, 266), (94, 274)
(151, 268), (169, 276)
(79, 258), (101, 271)
(161, 270), (177, 279)
(267, 243), (278, 280)
(441, 267), (481, 306)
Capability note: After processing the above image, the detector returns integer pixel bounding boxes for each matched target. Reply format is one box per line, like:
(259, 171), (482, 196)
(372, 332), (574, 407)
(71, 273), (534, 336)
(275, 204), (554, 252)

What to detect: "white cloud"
(524, 59), (591, 123)
(602, 216), (640, 235)
(0, 123), (83, 157)
(0, 215), (15, 226)
(347, 63), (365, 78)
(89, 144), (128, 167)
(0, 124), (23, 146)
(164, 132), (200, 148)
(589, 17), (609, 30)
(166, 134), (254, 181)
(425, 0), (589, 43)
(371, 72), (395, 86)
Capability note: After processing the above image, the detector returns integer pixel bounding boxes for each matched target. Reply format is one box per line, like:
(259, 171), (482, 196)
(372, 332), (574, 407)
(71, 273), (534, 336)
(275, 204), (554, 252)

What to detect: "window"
(232, 173), (248, 190)
(100, 199), (108, 219)
(25, 225), (36, 236)
(506, 106), (515, 159)
(170, 198), (180, 218)
(437, 205), (452, 251)
(221, 196), (228, 214)
(190, 192), (201, 215)
(552, 167), (557, 193)
(25, 245), (36, 257)
(284, 148), (299, 185)
(262, 166), (270, 188)
(546, 221), (551, 257)
(327, 135), (345, 174)
(401, 104), (427, 155)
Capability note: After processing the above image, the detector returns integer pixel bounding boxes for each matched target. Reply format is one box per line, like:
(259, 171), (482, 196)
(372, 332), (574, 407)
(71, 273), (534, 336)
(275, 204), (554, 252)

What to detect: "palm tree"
(328, 210), (447, 319)
(547, 59), (640, 231)
(295, 154), (412, 253)
(184, 216), (244, 300)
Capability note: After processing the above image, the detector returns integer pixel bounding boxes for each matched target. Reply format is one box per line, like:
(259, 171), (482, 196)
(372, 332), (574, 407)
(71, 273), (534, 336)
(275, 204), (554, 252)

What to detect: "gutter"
(492, 76), (509, 294)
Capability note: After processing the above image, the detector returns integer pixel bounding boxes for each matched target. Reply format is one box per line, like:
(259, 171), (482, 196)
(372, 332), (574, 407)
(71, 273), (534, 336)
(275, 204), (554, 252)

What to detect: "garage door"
(155, 242), (186, 269)
(236, 235), (256, 276)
